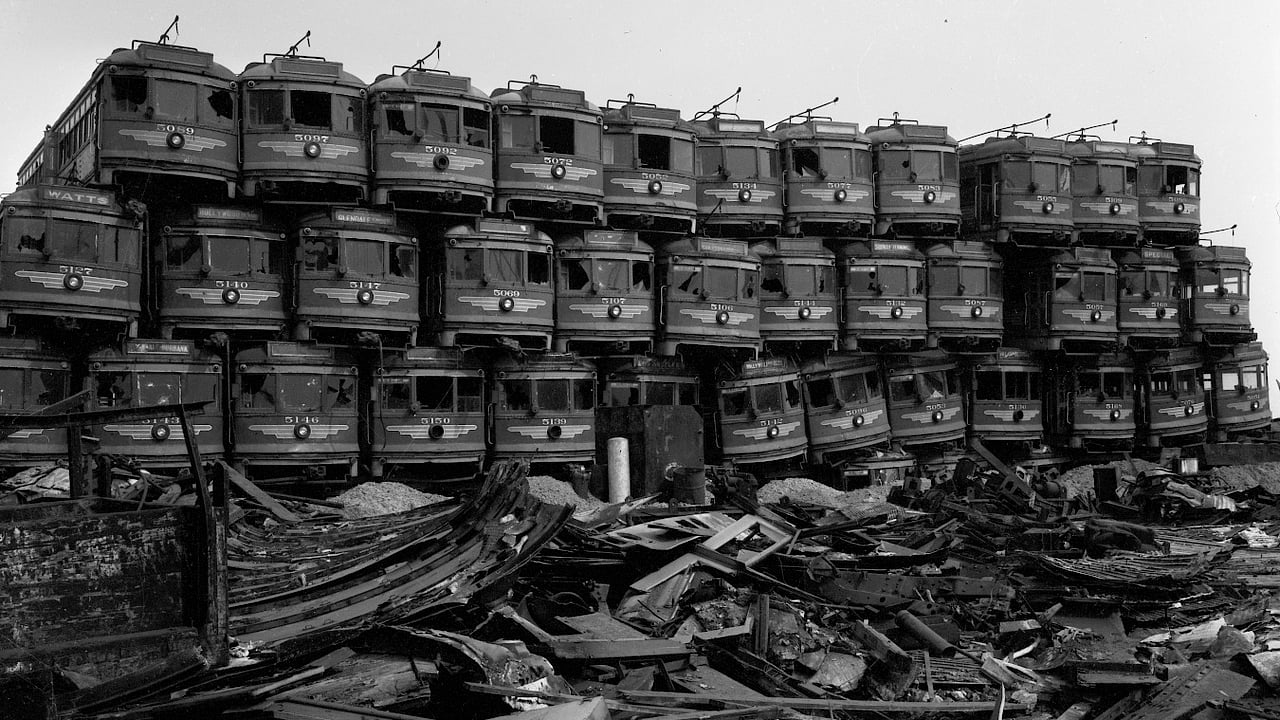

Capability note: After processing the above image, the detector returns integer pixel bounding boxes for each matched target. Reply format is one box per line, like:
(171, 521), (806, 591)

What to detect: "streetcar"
(88, 339), (225, 467)
(291, 207), (418, 345)
(154, 205), (288, 339)
(1135, 346), (1207, 447)
(601, 98), (698, 234)
(368, 62), (492, 215)
(1044, 353), (1135, 452)
(17, 36), (239, 204)
(1130, 136), (1201, 245)
(0, 339), (73, 469)
(713, 357), (808, 475)
(1115, 247), (1181, 349)
(1178, 244), (1254, 346)
(965, 347), (1044, 448)
(752, 237), (839, 352)
(0, 184), (145, 338)
(838, 240), (927, 352)
(230, 341), (359, 483)
(364, 347), (486, 480)
(599, 355), (700, 407)
(1002, 246), (1118, 353)
(798, 353), (891, 468)
(1064, 137), (1139, 246)
(692, 114), (783, 238)
(958, 134), (1073, 245)
(654, 236), (761, 356)
(882, 352), (966, 450)
(423, 218), (554, 350)
(490, 79), (604, 224)
(239, 45), (369, 203)
(553, 230), (655, 354)
(924, 240), (1003, 353)
(775, 118), (874, 237)
(865, 115), (960, 238)
(1205, 342), (1270, 440)
(489, 353), (596, 474)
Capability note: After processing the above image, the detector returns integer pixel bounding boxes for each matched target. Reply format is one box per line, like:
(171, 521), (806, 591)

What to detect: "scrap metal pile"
(22, 457), (1280, 720)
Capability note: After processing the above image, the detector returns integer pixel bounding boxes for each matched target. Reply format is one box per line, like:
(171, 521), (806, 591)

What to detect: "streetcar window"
(540, 116), (575, 154)
(929, 265), (959, 294)
(186, 374), (218, 404)
(697, 146), (722, 176)
(821, 147), (853, 178)
(48, 220), (98, 262)
(760, 147), (778, 179)
(835, 373), (866, 403)
(960, 265), (988, 295)
(208, 235), (250, 274)
(786, 265), (817, 296)
(463, 107), (489, 147)
(744, 270), (758, 299)
(1007, 371), (1032, 400)
(96, 372), (135, 408)
(879, 150), (911, 180)
(417, 376), (454, 411)
(379, 378), (411, 410)
(755, 383), (784, 414)
(254, 237), (287, 276)
(501, 379), (532, 411)
(1222, 269), (1246, 295)
(1032, 162), (1058, 192)
(111, 76), (148, 114)
(854, 149), (873, 179)
(724, 146), (756, 178)
(602, 135), (629, 166)
(576, 121), (600, 159)
(1151, 370), (1174, 395)
(104, 226), (139, 265)
(138, 373), (181, 405)
(1119, 270), (1143, 296)
(537, 379), (570, 411)
(457, 377), (483, 412)
(339, 95), (364, 133)
(1078, 371), (1101, 397)
(9, 217), (46, 255)
(848, 266), (877, 295)
(1029, 372), (1041, 399)
(632, 261), (651, 291)
(1004, 161), (1031, 189)
(383, 103), (415, 137)
(560, 258), (591, 291)
(1138, 165), (1163, 194)
(420, 104), (458, 143)
(1148, 271), (1172, 297)
(34, 370), (68, 407)
(721, 388), (748, 416)
(247, 89), (285, 126)
(1195, 268), (1219, 295)
(678, 381), (699, 406)
(1102, 372), (1129, 399)
(1185, 168), (1199, 196)
(278, 374), (323, 412)
(647, 381), (675, 406)
(943, 152), (958, 181)
(1175, 369), (1199, 395)
(206, 87), (234, 124)
(1097, 165), (1123, 193)
(806, 377), (836, 408)
(674, 266), (702, 296)
(854, 371), (882, 400)
(1082, 272), (1109, 301)
(761, 264), (785, 294)
(165, 235), (201, 270)
(705, 265), (738, 299)
(1125, 166), (1137, 194)
(671, 138), (694, 173)
(920, 370), (948, 400)
(527, 252), (551, 286)
(0, 370), (22, 409)
(608, 382), (639, 407)
(239, 373), (276, 409)
(791, 147), (821, 177)
(1054, 272), (1080, 299)
(448, 248), (483, 281)
(638, 134), (670, 170)
(914, 151), (942, 182)
(291, 90), (332, 129)
(785, 379), (801, 408)
(302, 236), (339, 272)
(487, 249), (523, 283)
(573, 379), (595, 410)
(877, 265), (910, 295)
(975, 371), (1002, 401)
(391, 245), (416, 279)
(1242, 366), (1263, 390)
(1217, 370), (1239, 393)
(595, 259), (630, 292)
(817, 265), (834, 294)
(889, 376), (917, 402)
(327, 376), (354, 410)
(152, 79), (197, 123)
(500, 115), (536, 149)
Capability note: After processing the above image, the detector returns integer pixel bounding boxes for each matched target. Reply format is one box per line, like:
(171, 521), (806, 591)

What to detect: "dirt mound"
(527, 475), (607, 513)
(1056, 458), (1165, 499)
(1212, 462), (1280, 493)
(336, 482), (451, 518)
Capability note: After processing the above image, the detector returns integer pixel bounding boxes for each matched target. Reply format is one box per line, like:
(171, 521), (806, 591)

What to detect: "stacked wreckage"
(5, 20), (1280, 720)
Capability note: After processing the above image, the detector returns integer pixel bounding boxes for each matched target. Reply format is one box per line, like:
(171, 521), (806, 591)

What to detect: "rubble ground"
(335, 481), (452, 518)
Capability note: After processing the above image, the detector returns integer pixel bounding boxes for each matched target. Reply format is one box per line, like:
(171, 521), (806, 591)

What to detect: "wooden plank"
(221, 460), (300, 523)
(544, 637), (690, 661)
(612, 689), (1032, 713)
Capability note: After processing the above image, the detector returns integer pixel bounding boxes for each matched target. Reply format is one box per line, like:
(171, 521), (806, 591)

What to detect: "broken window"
(240, 373), (277, 409)
(540, 116), (575, 154)
(975, 371), (1002, 401)
(595, 259), (630, 292)
(637, 134), (670, 169)
(448, 248), (483, 281)
(111, 75), (148, 115)
(278, 374), (323, 412)
(379, 378), (412, 410)
(560, 258), (591, 291)
(463, 107), (489, 148)
(416, 376), (454, 411)
(96, 372), (134, 408)
(754, 383), (784, 414)
(391, 244), (416, 280)
(608, 382), (639, 407)
(138, 372), (181, 405)
(806, 377), (836, 408)
(721, 388), (748, 416)
(291, 90), (332, 129)
(501, 380), (532, 411)
(48, 220), (99, 262)
(527, 252), (551, 286)
(383, 103), (415, 138)
(302, 236), (339, 273)
(166, 234), (203, 271)
(205, 87), (234, 124)
(573, 379), (595, 410)
(677, 381), (699, 406)
(457, 378), (483, 413)
(632, 261), (652, 291)
(674, 267), (703, 297)
(791, 147), (821, 178)
(421, 104), (459, 143)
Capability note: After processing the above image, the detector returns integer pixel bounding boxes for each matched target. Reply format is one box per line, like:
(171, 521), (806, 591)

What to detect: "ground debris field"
(12, 455), (1280, 720)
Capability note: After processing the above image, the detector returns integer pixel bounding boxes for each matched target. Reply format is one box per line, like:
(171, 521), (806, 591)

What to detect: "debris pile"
(335, 481), (451, 518)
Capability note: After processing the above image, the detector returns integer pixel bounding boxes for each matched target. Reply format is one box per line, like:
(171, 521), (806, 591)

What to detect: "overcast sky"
(2, 0), (1277, 378)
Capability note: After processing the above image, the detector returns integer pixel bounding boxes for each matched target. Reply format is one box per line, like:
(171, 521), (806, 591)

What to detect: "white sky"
(1, 0), (1278, 370)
